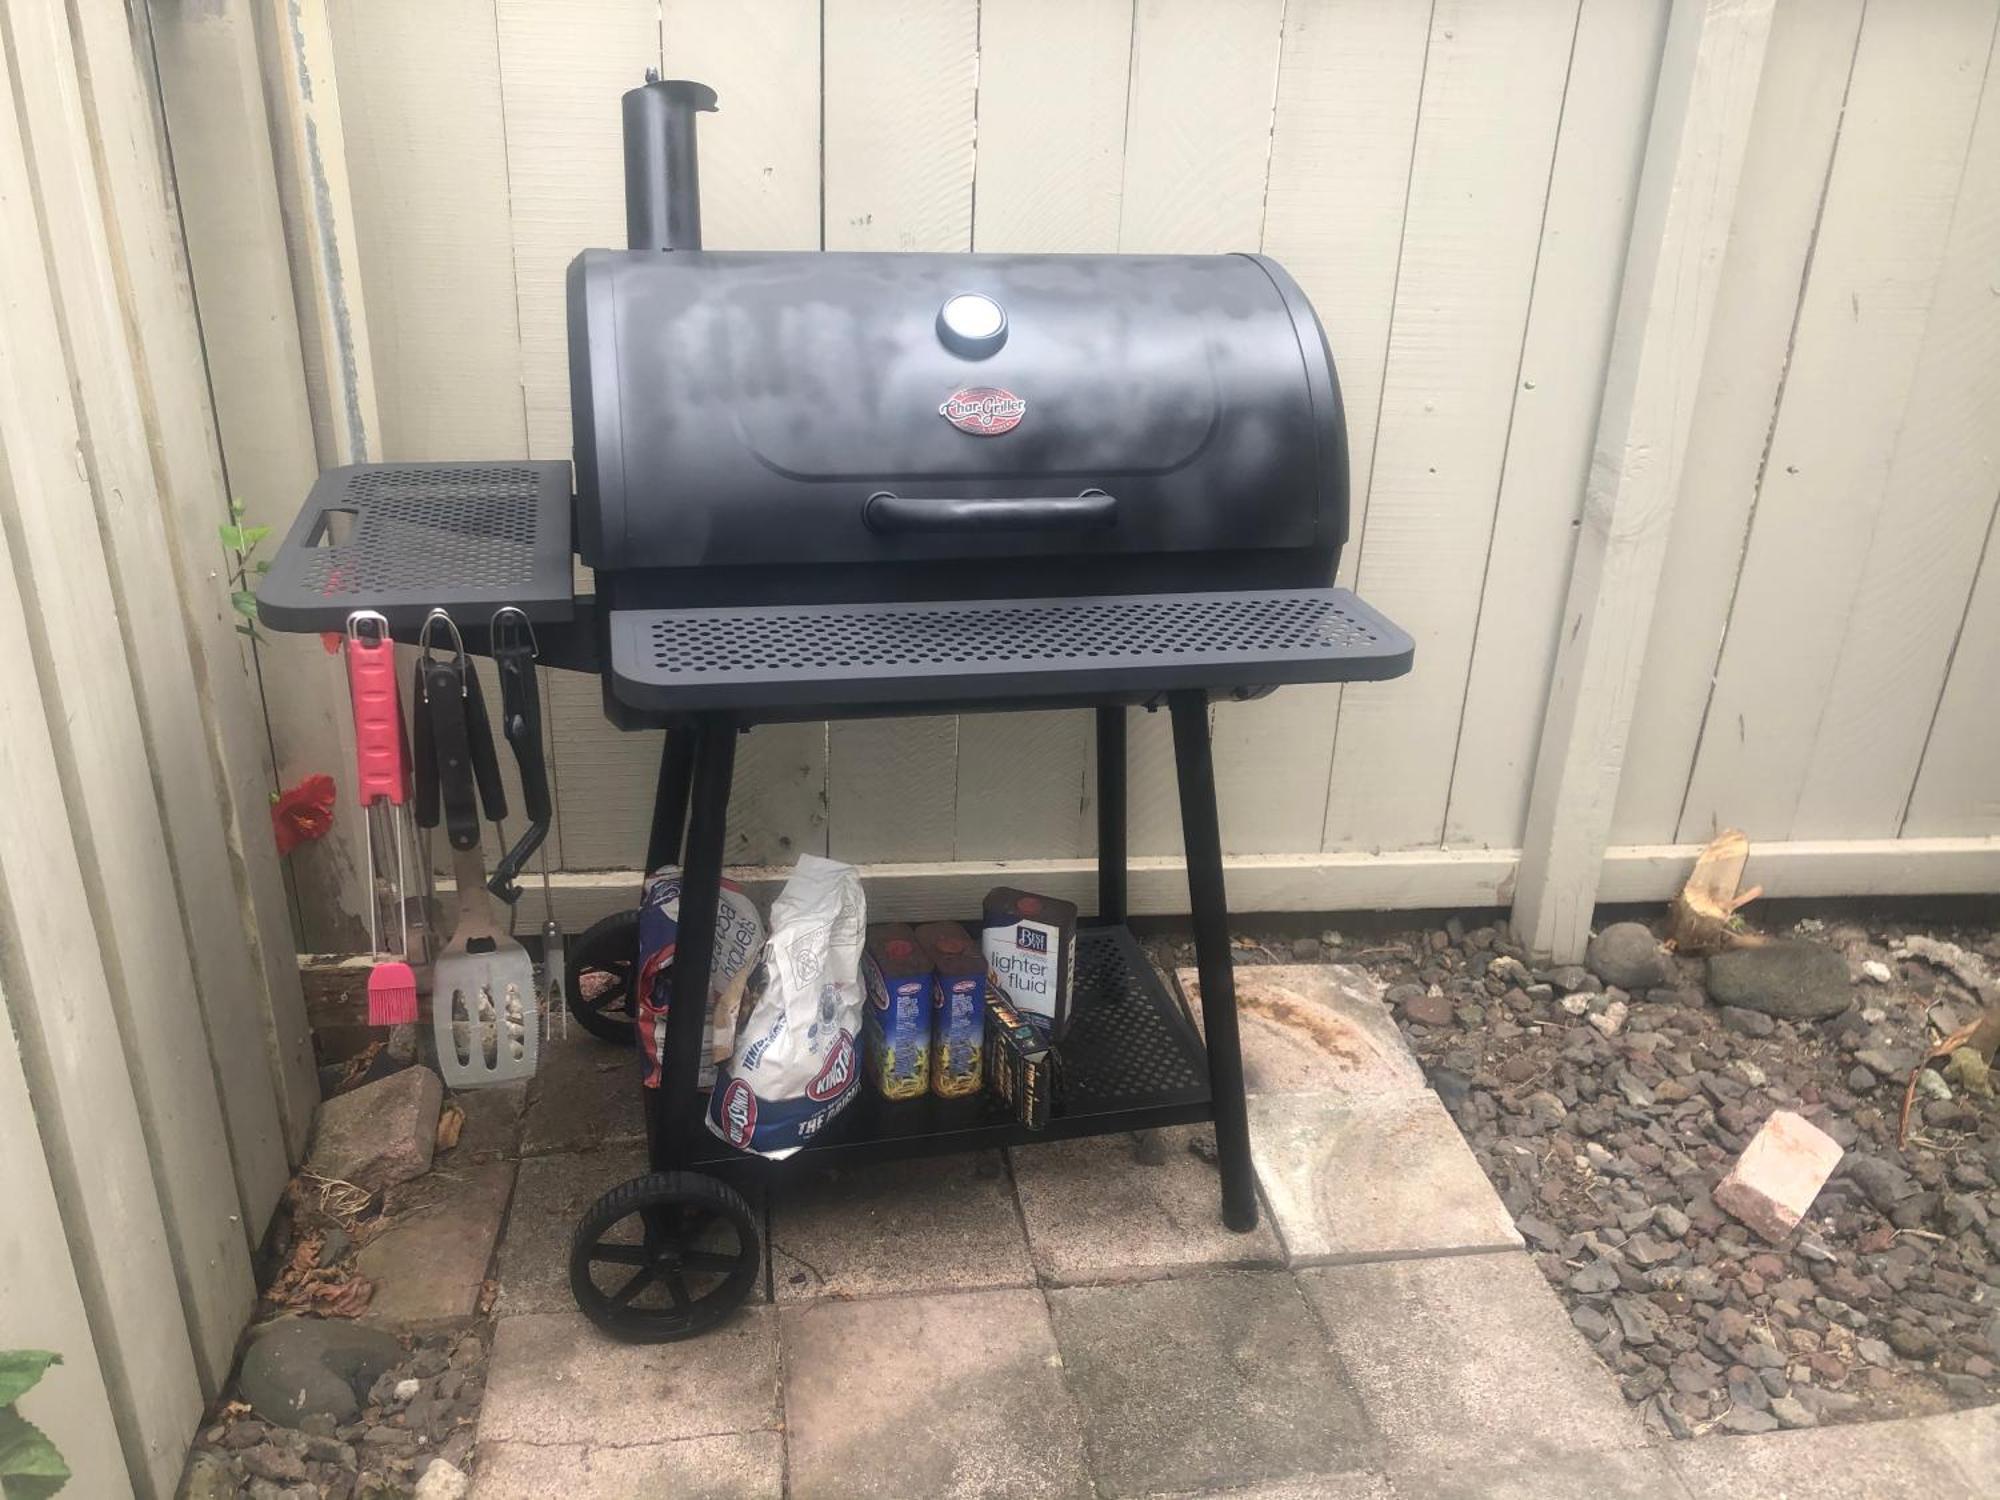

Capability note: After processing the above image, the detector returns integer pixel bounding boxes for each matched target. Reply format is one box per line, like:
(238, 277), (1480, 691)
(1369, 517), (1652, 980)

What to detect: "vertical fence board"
(1677, 0), (2000, 843)
(1794, 29), (2000, 835)
(1443, 0), (1667, 849)
(1, 4), (253, 1395)
(1611, 0), (1867, 843)
(1211, 0), (1431, 856)
(0, 474), (200, 1498)
(146, 0), (371, 952)
(87, 0), (318, 1160)
(0, 986), (132, 1499)
(1321, 0), (1580, 852)
(1905, 524), (2000, 834)
(21, 0), (292, 1237)
(952, 0), (1133, 862)
(822, 0), (978, 864)
(1118, 0), (1286, 856)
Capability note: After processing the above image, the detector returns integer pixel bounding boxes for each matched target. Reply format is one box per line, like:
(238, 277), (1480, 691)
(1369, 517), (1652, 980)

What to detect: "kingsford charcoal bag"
(706, 855), (866, 1159)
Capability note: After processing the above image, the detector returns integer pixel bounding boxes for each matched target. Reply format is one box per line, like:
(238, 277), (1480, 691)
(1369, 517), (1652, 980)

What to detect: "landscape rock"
(238, 1319), (405, 1428)
(1711, 1110), (1845, 1243)
(306, 1065), (444, 1192)
(1707, 943), (1852, 1021)
(414, 1459), (471, 1499)
(1587, 923), (1672, 991)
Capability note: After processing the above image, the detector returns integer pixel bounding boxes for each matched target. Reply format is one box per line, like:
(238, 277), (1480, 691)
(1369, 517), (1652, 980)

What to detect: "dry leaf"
(477, 1278), (499, 1317)
(435, 1103), (465, 1152)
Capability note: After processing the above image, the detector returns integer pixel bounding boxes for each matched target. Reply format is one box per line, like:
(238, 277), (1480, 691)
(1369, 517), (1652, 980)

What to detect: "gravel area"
(1154, 905), (2000, 1440)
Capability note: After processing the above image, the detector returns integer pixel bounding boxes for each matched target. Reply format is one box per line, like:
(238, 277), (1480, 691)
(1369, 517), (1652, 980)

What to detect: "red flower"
(272, 773), (337, 854)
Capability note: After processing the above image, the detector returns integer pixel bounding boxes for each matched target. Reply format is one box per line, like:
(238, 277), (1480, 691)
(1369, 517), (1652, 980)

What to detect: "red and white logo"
(806, 1030), (856, 1102)
(939, 387), (1026, 436)
(720, 1079), (758, 1147)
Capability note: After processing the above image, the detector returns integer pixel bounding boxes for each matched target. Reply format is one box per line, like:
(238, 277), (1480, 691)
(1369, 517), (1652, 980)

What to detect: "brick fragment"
(1712, 1109), (1843, 1243)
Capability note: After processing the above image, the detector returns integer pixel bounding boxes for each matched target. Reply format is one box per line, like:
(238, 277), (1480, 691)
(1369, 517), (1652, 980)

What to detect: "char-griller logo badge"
(807, 1030), (856, 1101)
(1016, 924), (1048, 954)
(720, 1079), (758, 1147)
(939, 386), (1026, 436)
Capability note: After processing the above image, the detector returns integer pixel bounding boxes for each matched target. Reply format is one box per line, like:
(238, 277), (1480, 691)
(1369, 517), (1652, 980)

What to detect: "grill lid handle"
(863, 489), (1117, 534)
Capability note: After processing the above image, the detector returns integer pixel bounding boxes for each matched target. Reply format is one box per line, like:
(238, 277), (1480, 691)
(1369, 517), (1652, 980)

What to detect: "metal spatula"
(420, 622), (538, 1087)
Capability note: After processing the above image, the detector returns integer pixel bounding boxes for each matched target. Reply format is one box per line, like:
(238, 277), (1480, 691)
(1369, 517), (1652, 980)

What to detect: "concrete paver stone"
(1046, 1271), (1376, 1499)
(1668, 1415), (1988, 1500)
(520, 1030), (646, 1156)
(1176, 964), (1425, 1097)
(1389, 1447), (1695, 1499)
(1298, 1253), (1643, 1468)
(470, 1433), (782, 1500)
(1248, 1091), (1522, 1264)
(496, 1145), (663, 1316)
(1010, 1125), (1283, 1283)
(478, 1308), (778, 1448)
(358, 1159), (515, 1329)
(781, 1287), (1090, 1500)
(1149, 1476), (1395, 1500)
(770, 1150), (1032, 1301)
(1915, 1404), (2000, 1486)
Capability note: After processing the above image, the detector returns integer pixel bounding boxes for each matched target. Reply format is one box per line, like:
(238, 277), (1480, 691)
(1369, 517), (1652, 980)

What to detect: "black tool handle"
(488, 640), (551, 902)
(412, 657), (440, 830)
(424, 658), (482, 852)
(462, 661), (509, 823)
(863, 489), (1116, 533)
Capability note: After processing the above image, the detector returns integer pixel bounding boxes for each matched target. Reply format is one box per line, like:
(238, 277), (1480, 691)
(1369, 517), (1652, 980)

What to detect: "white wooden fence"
(188, 0), (1995, 958)
(1, 3), (316, 1496)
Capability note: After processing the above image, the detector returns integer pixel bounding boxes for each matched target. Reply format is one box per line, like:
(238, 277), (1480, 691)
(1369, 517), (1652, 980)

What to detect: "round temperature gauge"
(937, 292), (1008, 358)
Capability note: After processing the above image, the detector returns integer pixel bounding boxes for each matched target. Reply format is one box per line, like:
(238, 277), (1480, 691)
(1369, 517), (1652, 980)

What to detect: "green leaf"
(0, 1406), (70, 1499)
(217, 525), (248, 551)
(253, 560), (272, 574)
(231, 591), (259, 618)
(0, 1357), (56, 1410)
(229, 498), (248, 517)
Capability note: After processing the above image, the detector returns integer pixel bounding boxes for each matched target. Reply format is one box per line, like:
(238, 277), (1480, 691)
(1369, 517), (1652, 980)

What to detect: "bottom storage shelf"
(669, 923), (1214, 1172)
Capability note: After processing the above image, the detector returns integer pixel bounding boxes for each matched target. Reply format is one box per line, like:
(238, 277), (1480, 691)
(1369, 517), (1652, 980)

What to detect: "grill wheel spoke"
(569, 1171), (760, 1344)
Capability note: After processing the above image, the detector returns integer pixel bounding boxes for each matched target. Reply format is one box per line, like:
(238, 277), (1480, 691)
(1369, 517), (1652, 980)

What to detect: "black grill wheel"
(566, 908), (640, 1046)
(569, 1171), (760, 1342)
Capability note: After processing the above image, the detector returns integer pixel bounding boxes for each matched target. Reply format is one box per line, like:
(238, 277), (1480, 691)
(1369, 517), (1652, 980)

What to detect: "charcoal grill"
(259, 74), (1412, 1342)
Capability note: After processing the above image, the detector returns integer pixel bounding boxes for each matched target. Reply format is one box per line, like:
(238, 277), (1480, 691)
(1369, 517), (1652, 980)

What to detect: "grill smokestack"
(623, 73), (717, 252)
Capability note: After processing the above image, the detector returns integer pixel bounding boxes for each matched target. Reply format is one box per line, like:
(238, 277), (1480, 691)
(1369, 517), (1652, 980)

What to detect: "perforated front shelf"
(257, 461), (574, 630)
(609, 587), (1413, 714)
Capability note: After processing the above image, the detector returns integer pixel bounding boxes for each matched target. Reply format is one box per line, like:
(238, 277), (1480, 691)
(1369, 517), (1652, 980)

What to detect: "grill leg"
(652, 718), (737, 1170)
(645, 727), (699, 875)
(1168, 691), (1257, 1233)
(1096, 705), (1128, 924)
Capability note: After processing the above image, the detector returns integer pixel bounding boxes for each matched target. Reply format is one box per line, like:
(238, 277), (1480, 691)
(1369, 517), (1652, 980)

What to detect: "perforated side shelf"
(610, 587), (1413, 713)
(257, 461), (574, 630)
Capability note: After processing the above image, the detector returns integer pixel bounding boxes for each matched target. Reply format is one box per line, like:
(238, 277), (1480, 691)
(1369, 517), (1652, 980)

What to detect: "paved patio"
(469, 965), (1996, 1498)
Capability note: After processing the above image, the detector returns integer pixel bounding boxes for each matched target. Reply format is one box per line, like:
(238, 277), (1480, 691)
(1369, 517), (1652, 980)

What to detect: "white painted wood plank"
(496, 0), (658, 461)
(0, 463), (201, 1500)
(1677, 0), (2000, 843)
(510, 831), (2000, 931)
(147, 0), (371, 951)
(18, 0), (293, 1237)
(328, 0), (527, 461)
(950, 0), (1131, 861)
(1116, 0), (1288, 855)
(1444, 0), (1669, 849)
(1, 4), (254, 1396)
(1320, 0), (1581, 853)
(1794, 28), (2000, 835)
(1611, 0), (1868, 843)
(1904, 516), (2000, 835)
(1210, 0), (1432, 855)
(973, 0), (1132, 252)
(1118, 0), (1286, 254)
(0, 988), (134, 1499)
(88, 0), (319, 1163)
(1513, 0), (1780, 962)
(663, 0), (821, 249)
(821, 0), (978, 863)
